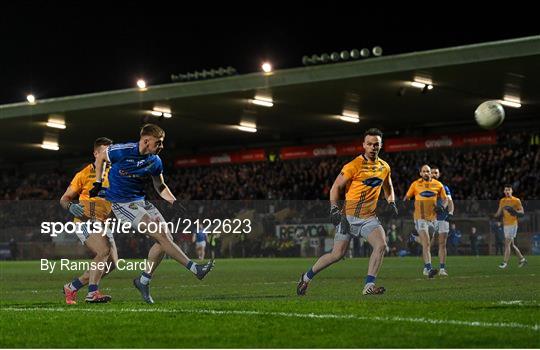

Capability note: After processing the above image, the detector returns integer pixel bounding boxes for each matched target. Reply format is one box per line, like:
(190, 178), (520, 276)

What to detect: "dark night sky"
(2, 7), (538, 104)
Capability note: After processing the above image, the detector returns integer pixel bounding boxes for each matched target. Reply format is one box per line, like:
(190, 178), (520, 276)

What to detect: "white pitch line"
(1, 307), (538, 332)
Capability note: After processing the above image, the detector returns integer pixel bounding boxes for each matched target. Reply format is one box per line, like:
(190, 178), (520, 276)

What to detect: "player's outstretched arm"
(60, 186), (84, 217)
(89, 149), (109, 198)
(152, 174), (176, 205)
(494, 202), (503, 218)
(403, 183), (414, 201)
(382, 175), (398, 216)
(329, 173), (350, 225)
(382, 174), (396, 203)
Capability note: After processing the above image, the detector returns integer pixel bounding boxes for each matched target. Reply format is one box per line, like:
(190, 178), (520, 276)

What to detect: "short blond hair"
(140, 124), (165, 138)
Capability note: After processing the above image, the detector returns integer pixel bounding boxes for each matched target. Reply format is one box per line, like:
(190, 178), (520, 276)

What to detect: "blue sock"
(440, 263), (446, 269)
(70, 278), (84, 291)
(186, 260), (198, 274)
(88, 284), (98, 293)
(365, 275), (376, 284)
(306, 268), (317, 280)
(425, 263), (432, 270)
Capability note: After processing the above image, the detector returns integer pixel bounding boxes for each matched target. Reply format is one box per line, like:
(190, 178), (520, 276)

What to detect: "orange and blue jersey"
(70, 164), (112, 222)
(405, 178), (447, 221)
(498, 196), (522, 226)
(340, 155), (391, 219)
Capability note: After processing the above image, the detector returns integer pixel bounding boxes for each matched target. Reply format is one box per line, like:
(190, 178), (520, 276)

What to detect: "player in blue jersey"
(89, 124), (214, 304)
(430, 166), (454, 276)
(193, 229), (207, 260)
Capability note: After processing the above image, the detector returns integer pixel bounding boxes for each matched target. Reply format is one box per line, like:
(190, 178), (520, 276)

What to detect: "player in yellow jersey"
(404, 164), (447, 278)
(494, 185), (526, 268)
(297, 128), (398, 296)
(60, 137), (118, 304)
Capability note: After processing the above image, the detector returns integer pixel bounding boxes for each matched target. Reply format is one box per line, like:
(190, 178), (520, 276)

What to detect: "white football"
(474, 100), (505, 130)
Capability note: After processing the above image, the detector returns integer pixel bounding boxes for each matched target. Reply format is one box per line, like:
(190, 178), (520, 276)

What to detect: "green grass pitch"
(1, 256), (538, 348)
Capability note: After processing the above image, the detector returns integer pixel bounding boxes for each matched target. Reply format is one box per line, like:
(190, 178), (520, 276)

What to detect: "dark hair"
(431, 165), (439, 170)
(364, 128), (383, 139)
(504, 184), (512, 189)
(93, 137), (113, 150)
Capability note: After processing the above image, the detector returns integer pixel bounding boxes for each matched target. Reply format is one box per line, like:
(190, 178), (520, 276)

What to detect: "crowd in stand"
(2, 130), (538, 202)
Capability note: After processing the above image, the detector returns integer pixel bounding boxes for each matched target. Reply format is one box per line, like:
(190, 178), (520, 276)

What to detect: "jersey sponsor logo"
(362, 177), (383, 187)
(419, 191), (436, 198)
(119, 169), (145, 178)
(137, 160), (146, 167)
(129, 203), (138, 210)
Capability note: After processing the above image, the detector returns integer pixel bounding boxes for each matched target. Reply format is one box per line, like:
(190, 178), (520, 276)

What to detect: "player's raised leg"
(297, 236), (349, 296)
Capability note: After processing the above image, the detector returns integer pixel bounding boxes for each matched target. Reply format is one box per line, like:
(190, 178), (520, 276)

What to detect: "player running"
(89, 124), (214, 304)
(430, 166), (454, 276)
(297, 128), (398, 296)
(60, 137), (118, 304)
(494, 185), (527, 268)
(404, 164), (447, 278)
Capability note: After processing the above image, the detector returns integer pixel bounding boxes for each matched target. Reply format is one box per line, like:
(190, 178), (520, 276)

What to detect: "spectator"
(492, 221), (505, 255)
(448, 223), (462, 255)
(470, 227), (480, 257)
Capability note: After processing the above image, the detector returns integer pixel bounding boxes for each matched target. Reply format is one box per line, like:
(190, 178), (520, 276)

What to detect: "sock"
(186, 261), (198, 274)
(304, 268), (317, 282)
(440, 263), (446, 269)
(365, 275), (376, 285)
(69, 278), (84, 291)
(88, 284), (98, 293)
(140, 271), (152, 285)
(425, 263), (432, 271)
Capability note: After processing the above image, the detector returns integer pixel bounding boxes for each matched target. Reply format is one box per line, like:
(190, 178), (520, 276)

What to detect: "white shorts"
(334, 215), (382, 241)
(75, 219), (115, 245)
(111, 200), (166, 234)
(435, 220), (449, 234)
(415, 219), (436, 234)
(503, 225), (518, 239)
(196, 241), (207, 249)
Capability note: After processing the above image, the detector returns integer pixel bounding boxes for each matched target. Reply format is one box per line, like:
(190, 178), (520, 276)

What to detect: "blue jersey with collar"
(105, 142), (163, 203)
(436, 183), (452, 220)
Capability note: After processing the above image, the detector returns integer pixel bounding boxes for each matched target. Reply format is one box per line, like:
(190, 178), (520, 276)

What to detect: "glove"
(68, 202), (85, 217)
(445, 213), (453, 222)
(330, 205), (342, 226)
(387, 201), (399, 217)
(435, 204), (447, 215)
(88, 182), (102, 198)
(505, 206), (524, 217)
(504, 206), (518, 217)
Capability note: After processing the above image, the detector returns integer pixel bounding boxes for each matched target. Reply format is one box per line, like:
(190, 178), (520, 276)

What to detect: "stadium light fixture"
(261, 62), (272, 73)
(137, 79), (147, 90)
(339, 110), (360, 123)
(499, 96), (521, 108)
(250, 96), (274, 107)
(27, 94), (36, 104)
(339, 115), (360, 123)
(410, 77), (434, 91)
(151, 106), (172, 117)
(46, 120), (66, 129)
(237, 122), (257, 133)
(41, 141), (59, 151)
